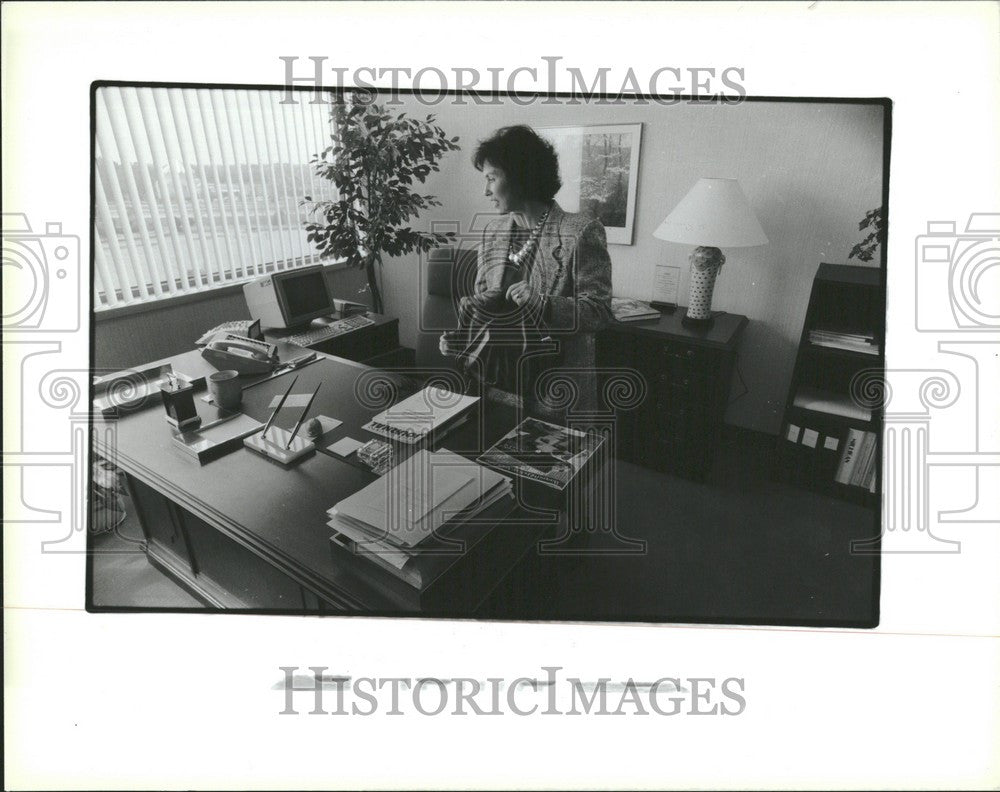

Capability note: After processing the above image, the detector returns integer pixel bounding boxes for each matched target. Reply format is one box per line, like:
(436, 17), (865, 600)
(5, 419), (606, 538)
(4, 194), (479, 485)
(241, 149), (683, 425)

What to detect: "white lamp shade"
(653, 178), (768, 248)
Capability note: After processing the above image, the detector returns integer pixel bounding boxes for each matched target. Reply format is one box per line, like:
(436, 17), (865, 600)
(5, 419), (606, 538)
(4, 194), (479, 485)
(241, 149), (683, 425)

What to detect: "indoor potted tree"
(848, 206), (886, 264)
(304, 98), (461, 314)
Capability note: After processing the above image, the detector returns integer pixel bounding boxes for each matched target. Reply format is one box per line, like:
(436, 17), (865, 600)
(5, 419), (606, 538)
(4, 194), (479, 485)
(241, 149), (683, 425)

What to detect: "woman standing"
(441, 125), (613, 415)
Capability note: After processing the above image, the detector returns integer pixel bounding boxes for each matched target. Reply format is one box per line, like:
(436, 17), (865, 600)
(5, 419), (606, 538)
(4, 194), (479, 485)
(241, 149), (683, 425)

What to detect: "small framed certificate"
(651, 263), (680, 311)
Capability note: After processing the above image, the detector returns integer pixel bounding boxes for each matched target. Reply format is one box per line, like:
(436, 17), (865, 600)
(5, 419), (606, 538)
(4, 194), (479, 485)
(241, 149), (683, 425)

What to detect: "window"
(93, 86), (337, 308)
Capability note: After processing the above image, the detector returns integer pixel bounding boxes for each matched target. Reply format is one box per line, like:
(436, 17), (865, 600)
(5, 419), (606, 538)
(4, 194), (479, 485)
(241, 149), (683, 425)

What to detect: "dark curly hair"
(473, 125), (562, 204)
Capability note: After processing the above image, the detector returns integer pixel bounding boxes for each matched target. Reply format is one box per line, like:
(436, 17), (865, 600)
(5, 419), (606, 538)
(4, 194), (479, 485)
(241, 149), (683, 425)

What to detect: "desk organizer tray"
(171, 411), (263, 464)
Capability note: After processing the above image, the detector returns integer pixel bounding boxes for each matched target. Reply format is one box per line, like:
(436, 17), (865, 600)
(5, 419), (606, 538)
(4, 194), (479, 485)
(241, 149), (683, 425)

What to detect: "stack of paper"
(327, 449), (512, 588)
(793, 386), (872, 422)
(611, 297), (660, 323)
(809, 329), (879, 355)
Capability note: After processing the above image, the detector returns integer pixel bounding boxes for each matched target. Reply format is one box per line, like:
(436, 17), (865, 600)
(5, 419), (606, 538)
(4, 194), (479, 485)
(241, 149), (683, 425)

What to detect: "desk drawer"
(312, 321), (399, 362)
(127, 476), (193, 571)
(180, 511), (305, 609)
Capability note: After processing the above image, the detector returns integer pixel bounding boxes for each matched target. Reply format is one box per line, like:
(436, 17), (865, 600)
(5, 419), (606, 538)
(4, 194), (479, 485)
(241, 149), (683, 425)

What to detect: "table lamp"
(653, 177), (768, 328)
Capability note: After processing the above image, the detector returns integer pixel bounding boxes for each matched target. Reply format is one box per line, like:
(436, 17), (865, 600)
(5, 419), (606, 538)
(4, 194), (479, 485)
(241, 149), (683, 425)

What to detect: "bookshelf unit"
(776, 263), (884, 507)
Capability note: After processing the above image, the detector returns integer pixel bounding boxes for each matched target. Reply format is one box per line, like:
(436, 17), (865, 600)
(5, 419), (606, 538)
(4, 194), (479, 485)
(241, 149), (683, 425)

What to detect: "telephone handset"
(201, 334), (278, 375)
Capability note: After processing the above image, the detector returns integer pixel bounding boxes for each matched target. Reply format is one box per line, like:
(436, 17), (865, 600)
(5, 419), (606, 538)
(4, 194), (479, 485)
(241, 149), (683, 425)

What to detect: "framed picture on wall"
(539, 123), (643, 245)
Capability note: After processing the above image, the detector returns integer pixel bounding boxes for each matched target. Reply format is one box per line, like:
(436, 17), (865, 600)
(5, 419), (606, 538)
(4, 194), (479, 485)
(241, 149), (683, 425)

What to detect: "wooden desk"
(92, 344), (565, 614)
(598, 309), (748, 479)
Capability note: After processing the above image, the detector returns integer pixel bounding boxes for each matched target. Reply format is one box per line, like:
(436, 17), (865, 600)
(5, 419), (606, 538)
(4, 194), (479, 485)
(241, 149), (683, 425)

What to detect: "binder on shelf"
(834, 428), (878, 488)
(834, 428), (864, 484)
(850, 432), (877, 487)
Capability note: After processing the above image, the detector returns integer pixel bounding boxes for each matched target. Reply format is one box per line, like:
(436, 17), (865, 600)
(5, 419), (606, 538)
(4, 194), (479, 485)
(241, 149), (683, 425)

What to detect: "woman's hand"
(439, 332), (462, 358)
(505, 280), (541, 311)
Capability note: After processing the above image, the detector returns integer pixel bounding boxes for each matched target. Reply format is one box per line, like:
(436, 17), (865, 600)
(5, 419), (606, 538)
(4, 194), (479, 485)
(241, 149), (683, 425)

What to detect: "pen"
(261, 375), (297, 440)
(273, 352), (317, 376)
(289, 352), (317, 368)
(285, 381), (322, 449)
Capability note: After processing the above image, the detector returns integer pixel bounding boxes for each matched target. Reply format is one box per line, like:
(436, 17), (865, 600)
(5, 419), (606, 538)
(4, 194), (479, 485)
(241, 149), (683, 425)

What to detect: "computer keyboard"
(286, 314), (375, 347)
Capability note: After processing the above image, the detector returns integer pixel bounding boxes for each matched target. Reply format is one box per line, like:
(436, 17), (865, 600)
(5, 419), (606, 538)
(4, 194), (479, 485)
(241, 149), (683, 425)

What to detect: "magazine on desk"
(477, 417), (604, 490)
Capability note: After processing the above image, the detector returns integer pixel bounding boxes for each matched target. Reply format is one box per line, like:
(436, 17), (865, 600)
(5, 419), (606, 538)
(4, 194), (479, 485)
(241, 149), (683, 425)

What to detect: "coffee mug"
(208, 369), (242, 410)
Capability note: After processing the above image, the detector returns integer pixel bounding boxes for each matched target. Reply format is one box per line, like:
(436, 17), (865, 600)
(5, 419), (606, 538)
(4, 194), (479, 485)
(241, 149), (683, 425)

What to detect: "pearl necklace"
(507, 207), (551, 269)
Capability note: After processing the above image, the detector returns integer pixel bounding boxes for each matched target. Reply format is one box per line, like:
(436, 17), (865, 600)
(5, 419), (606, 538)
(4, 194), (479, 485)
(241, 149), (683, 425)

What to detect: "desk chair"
(414, 245), (479, 372)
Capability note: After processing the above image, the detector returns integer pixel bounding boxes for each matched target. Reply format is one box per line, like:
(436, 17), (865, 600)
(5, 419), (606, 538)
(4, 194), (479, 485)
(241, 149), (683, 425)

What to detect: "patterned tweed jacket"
(470, 202), (613, 413)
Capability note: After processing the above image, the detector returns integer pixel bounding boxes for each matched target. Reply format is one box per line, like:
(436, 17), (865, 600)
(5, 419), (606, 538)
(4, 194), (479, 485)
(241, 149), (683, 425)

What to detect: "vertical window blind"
(93, 86), (337, 309)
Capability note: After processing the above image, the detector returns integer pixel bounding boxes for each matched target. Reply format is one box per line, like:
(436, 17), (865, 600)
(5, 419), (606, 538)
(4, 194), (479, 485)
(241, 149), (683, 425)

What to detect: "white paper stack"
(611, 297), (659, 322)
(327, 449), (512, 588)
(808, 329), (879, 355)
(793, 386), (873, 422)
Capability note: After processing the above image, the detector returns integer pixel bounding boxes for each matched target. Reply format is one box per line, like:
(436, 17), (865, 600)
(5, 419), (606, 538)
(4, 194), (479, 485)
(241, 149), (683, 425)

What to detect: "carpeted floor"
(90, 514), (204, 608)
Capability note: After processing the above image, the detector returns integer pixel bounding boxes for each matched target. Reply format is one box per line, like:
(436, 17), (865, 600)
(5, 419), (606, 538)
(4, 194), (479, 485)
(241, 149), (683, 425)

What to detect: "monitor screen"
(277, 268), (333, 325)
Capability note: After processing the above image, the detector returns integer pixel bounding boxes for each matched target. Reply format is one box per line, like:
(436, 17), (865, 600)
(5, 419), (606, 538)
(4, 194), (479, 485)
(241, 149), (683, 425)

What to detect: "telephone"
(201, 334), (278, 375)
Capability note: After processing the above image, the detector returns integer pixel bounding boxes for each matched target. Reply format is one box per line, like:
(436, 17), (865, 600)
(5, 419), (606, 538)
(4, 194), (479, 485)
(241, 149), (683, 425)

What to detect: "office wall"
(376, 98), (885, 435)
(94, 265), (369, 371)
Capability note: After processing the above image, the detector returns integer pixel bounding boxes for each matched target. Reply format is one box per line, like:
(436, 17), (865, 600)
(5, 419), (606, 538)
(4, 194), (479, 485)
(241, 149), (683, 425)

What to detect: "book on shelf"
(362, 386), (478, 445)
(834, 427), (878, 487)
(808, 329), (880, 356)
(850, 431), (877, 487)
(834, 428), (863, 484)
(793, 386), (872, 422)
(476, 417), (604, 491)
(327, 448), (512, 588)
(611, 297), (660, 322)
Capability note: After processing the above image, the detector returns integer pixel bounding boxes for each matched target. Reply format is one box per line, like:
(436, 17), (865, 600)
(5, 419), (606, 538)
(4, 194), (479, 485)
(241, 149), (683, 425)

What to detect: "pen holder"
(357, 438), (393, 475)
(243, 427), (316, 466)
(159, 379), (201, 430)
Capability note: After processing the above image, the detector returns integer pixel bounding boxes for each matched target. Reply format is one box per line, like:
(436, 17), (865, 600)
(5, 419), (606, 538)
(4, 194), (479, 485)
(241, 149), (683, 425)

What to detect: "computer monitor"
(242, 265), (335, 329)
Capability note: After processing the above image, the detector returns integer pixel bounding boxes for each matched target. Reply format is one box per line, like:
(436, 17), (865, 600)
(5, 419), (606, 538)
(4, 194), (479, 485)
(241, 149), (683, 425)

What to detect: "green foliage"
(848, 206), (885, 263)
(302, 98), (461, 312)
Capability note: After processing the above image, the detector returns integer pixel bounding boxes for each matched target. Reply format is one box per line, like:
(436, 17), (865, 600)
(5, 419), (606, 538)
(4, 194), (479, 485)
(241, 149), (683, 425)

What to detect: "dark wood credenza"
(598, 310), (748, 480)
